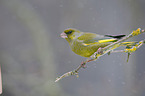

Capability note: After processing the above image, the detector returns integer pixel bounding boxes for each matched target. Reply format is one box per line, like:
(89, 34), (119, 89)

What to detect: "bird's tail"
(105, 34), (126, 39)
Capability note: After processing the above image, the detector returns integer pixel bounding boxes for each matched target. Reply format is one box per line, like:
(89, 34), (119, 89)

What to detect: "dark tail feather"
(105, 34), (126, 39)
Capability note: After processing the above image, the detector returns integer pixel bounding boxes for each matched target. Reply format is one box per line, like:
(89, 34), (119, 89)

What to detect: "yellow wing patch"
(98, 39), (116, 43)
(82, 39), (116, 46)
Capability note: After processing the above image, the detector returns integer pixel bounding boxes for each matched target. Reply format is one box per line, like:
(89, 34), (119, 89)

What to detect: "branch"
(55, 28), (145, 82)
(92, 28), (145, 58)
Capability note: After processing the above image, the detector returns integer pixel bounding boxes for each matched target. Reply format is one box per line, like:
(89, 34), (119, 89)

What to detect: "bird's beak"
(60, 32), (67, 38)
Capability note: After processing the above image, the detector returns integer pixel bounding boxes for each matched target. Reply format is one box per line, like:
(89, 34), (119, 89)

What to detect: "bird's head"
(60, 28), (81, 42)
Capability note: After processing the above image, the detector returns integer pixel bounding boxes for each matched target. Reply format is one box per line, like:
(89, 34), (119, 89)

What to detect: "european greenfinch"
(60, 28), (134, 57)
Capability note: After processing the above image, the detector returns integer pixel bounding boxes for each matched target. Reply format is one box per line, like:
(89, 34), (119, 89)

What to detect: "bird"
(60, 28), (135, 57)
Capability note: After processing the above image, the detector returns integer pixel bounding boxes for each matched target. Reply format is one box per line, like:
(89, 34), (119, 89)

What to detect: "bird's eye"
(66, 30), (73, 34)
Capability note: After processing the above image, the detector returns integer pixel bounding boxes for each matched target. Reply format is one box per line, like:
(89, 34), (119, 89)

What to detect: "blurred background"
(0, 0), (145, 96)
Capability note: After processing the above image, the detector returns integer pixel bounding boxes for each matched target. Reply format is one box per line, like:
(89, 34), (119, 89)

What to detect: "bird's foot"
(81, 61), (86, 68)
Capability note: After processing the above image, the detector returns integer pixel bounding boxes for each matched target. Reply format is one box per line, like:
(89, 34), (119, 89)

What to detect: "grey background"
(0, 0), (145, 96)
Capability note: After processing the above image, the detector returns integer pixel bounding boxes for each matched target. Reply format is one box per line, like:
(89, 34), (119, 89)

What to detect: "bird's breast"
(70, 41), (98, 57)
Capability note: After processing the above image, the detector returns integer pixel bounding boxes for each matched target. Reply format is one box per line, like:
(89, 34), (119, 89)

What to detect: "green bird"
(60, 28), (135, 57)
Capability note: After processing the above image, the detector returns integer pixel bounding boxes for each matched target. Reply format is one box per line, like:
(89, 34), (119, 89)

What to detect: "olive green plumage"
(60, 28), (128, 57)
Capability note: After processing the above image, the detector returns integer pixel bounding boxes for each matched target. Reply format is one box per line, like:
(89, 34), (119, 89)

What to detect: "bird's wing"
(77, 33), (117, 45)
